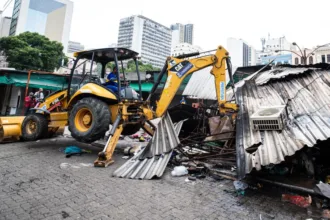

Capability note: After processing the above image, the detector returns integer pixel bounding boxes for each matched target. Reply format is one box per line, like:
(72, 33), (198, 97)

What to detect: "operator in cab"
(105, 66), (119, 93)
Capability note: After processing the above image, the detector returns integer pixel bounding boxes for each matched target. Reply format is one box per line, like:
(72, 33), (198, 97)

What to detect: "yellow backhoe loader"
(20, 46), (238, 167)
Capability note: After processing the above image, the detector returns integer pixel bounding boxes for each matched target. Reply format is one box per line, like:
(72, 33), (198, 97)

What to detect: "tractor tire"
(21, 114), (48, 141)
(69, 97), (111, 143)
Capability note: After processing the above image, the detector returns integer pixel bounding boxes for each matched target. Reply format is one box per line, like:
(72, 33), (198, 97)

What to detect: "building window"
(322, 55), (326, 63)
(309, 56), (313, 64)
(327, 54), (330, 63)
(295, 57), (299, 65)
(301, 57), (304, 64)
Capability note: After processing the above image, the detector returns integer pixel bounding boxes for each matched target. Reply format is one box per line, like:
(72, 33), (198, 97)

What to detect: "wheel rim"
(74, 108), (93, 132)
(26, 120), (37, 135)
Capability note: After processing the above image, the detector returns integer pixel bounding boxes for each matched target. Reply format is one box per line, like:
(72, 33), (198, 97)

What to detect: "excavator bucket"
(0, 116), (24, 142)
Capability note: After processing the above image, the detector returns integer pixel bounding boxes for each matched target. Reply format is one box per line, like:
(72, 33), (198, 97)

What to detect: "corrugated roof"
(113, 112), (180, 179)
(236, 66), (330, 179)
(182, 67), (217, 100)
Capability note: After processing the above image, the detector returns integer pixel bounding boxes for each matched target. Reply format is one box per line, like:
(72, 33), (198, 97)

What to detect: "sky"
(1, 0), (330, 51)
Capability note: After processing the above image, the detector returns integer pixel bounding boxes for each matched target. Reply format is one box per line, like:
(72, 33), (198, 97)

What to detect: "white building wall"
(264, 36), (294, 54)
(249, 46), (256, 66)
(59, 0), (73, 54)
(314, 47), (330, 64)
(227, 38), (243, 68)
(9, 0), (73, 53)
(131, 16), (143, 54)
(0, 16), (11, 37)
(45, 6), (66, 45)
(14, 0), (30, 35)
(171, 29), (180, 48)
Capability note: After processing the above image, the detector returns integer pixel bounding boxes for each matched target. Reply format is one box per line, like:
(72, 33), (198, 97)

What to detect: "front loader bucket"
(0, 116), (24, 142)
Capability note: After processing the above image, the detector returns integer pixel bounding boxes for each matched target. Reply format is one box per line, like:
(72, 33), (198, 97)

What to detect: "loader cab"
(67, 48), (142, 102)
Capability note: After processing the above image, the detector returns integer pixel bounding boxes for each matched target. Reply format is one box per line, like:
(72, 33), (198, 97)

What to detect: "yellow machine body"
(0, 116), (24, 142)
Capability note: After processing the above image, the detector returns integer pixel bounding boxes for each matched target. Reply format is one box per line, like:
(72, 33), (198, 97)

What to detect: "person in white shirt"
(34, 88), (44, 102)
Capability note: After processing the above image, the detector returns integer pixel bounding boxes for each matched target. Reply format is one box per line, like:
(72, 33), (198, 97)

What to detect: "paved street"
(0, 137), (309, 220)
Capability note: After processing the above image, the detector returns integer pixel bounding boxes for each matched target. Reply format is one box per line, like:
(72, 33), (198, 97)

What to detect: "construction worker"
(180, 96), (186, 104)
(34, 88), (44, 102)
(105, 67), (119, 93)
(24, 92), (36, 116)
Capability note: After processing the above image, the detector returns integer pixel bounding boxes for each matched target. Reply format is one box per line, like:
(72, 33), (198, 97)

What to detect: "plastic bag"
(171, 166), (188, 177)
(282, 194), (312, 208)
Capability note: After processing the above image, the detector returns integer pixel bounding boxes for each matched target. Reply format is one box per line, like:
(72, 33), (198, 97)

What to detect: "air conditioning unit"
(250, 105), (287, 130)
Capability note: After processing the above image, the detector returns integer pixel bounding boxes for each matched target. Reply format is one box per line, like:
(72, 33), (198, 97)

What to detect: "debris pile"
(168, 103), (237, 180)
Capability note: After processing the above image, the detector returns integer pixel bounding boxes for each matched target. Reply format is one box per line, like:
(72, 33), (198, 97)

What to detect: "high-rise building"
(227, 38), (256, 68)
(0, 11), (11, 37)
(170, 23), (184, 48)
(67, 41), (85, 53)
(117, 15), (172, 69)
(184, 24), (193, 44)
(6, 0), (73, 53)
(170, 23), (194, 47)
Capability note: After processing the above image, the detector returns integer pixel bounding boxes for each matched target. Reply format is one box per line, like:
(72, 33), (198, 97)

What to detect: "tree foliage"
(106, 60), (160, 72)
(0, 32), (65, 71)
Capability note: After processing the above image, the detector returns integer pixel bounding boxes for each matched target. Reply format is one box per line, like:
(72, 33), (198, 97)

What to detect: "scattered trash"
(195, 174), (206, 179)
(60, 163), (93, 169)
(139, 136), (145, 142)
(36, 140), (40, 142)
(61, 211), (70, 219)
(171, 166), (188, 177)
(60, 163), (80, 169)
(124, 145), (142, 156)
(316, 182), (330, 199)
(259, 213), (275, 219)
(281, 194), (312, 208)
(59, 146), (91, 158)
(184, 178), (190, 182)
(122, 156), (129, 159)
(188, 176), (196, 181)
(323, 209), (330, 219)
(233, 180), (249, 191)
(50, 138), (57, 142)
(326, 176), (330, 184)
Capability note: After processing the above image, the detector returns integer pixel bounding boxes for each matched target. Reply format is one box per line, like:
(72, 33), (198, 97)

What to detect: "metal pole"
(134, 58), (142, 100)
(89, 52), (95, 82)
(114, 53), (121, 102)
(147, 61), (168, 102)
(121, 60), (127, 98)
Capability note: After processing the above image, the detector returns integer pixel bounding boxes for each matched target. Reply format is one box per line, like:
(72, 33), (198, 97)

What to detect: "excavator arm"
(155, 46), (238, 118)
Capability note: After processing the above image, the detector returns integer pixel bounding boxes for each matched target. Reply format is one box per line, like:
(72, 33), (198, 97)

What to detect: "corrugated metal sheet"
(182, 67), (216, 100)
(113, 112), (180, 179)
(236, 67), (330, 179)
(255, 67), (316, 85)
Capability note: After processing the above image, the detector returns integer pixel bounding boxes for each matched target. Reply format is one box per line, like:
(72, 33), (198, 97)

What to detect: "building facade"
(0, 10), (11, 37)
(227, 38), (256, 68)
(171, 43), (202, 57)
(7, 0), (73, 53)
(290, 46), (330, 65)
(261, 54), (292, 65)
(170, 23), (194, 48)
(117, 15), (172, 69)
(170, 23), (184, 48)
(256, 35), (295, 65)
(184, 24), (193, 44)
(67, 41), (84, 53)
